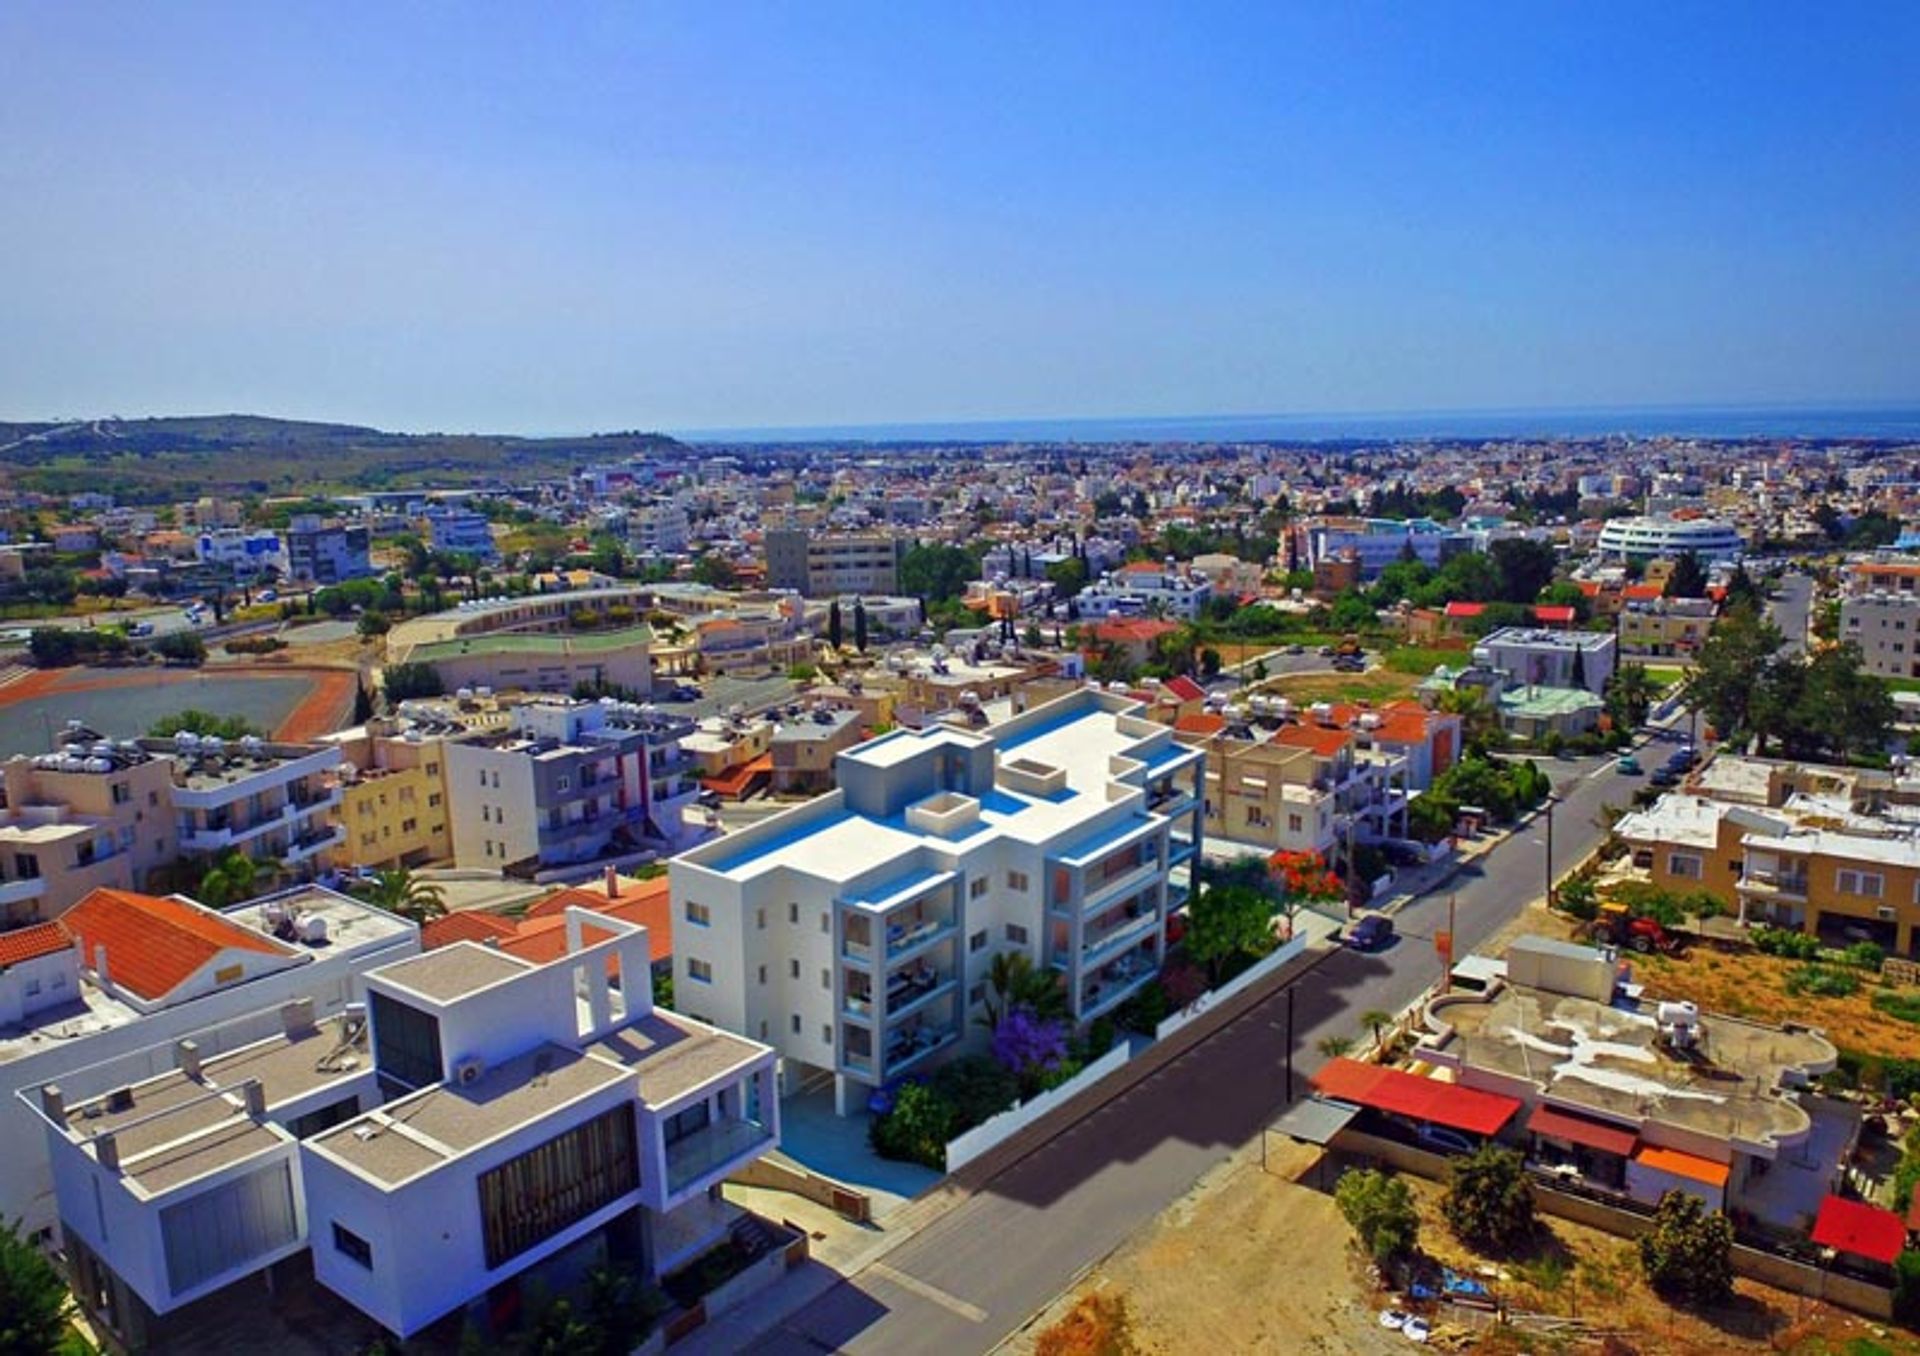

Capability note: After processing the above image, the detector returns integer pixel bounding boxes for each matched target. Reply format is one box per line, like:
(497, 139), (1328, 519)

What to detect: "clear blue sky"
(2, 3), (1915, 434)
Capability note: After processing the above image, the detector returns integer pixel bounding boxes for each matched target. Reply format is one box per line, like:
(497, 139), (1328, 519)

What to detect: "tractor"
(1586, 901), (1683, 955)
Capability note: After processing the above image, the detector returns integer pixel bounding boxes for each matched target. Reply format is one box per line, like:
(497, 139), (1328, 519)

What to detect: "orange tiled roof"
(1089, 618), (1181, 643)
(525, 876), (674, 966)
(60, 888), (294, 1002)
(420, 911), (518, 950)
(1174, 713), (1227, 737)
(1273, 724), (1353, 757)
(1374, 712), (1436, 744)
(1622, 583), (1663, 601)
(1161, 675), (1207, 703)
(0, 921), (70, 968)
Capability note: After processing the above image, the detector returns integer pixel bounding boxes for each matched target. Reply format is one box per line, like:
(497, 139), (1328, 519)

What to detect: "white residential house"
(669, 688), (1204, 1115)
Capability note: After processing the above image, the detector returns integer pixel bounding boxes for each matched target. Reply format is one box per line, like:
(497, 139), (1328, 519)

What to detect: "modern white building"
(195, 530), (289, 580)
(27, 906), (779, 1349)
(1073, 560), (1213, 620)
(1472, 627), (1617, 697)
(1841, 592), (1920, 680)
(1303, 518), (1475, 579)
(1595, 514), (1745, 564)
(0, 885), (419, 1244)
(423, 506), (499, 561)
(670, 688), (1204, 1115)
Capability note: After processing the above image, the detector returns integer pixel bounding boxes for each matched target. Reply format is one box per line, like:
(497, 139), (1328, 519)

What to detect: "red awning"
(1811, 1196), (1906, 1266)
(1310, 1059), (1521, 1137)
(1526, 1104), (1637, 1157)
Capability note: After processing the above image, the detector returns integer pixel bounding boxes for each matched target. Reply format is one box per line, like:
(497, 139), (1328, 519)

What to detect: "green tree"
(357, 609), (392, 640)
(828, 599), (843, 650)
(898, 544), (978, 603)
(1327, 591), (1374, 633)
(1490, 538), (1558, 605)
(149, 709), (261, 739)
(1688, 601), (1782, 743)
(1360, 1009), (1394, 1050)
(691, 553), (737, 589)
(1316, 1034), (1354, 1060)
(1184, 883), (1275, 983)
(350, 868), (449, 924)
(1664, 551), (1709, 599)
(384, 661), (445, 702)
(1606, 663), (1656, 731)
(1638, 1190), (1734, 1306)
(1334, 1168), (1420, 1265)
(0, 1215), (71, 1356)
(853, 598), (869, 652)
(197, 849), (259, 908)
(1045, 556), (1089, 599)
(869, 1082), (955, 1168)
(152, 630), (207, 664)
(1441, 1145), (1536, 1254)
(978, 951), (1069, 1029)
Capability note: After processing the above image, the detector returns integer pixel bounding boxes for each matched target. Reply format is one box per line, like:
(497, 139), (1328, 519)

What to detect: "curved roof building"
(1596, 515), (1744, 563)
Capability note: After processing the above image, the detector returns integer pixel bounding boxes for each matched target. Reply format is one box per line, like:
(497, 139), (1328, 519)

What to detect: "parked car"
(1344, 912), (1394, 951)
(258, 588), (278, 603)
(1414, 1124), (1476, 1155)
(127, 621), (154, 637)
(1284, 643), (1306, 655)
(1615, 755), (1643, 775)
(1649, 769), (1680, 789)
(1318, 644), (1338, 657)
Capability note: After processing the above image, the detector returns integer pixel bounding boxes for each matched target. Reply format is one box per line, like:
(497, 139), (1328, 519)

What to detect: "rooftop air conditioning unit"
(453, 1056), (486, 1086)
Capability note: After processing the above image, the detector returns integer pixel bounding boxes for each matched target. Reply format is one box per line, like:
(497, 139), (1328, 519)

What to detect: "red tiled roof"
(1089, 619), (1181, 643)
(1811, 1196), (1906, 1265)
(1531, 605), (1576, 624)
(1162, 675), (1207, 704)
(60, 888), (294, 1002)
(1274, 724), (1353, 757)
(1526, 1104), (1637, 1157)
(1444, 601), (1486, 618)
(1311, 1059), (1521, 1136)
(420, 911), (517, 950)
(1374, 712), (1436, 745)
(1623, 583), (1663, 601)
(0, 922), (71, 969)
(701, 753), (773, 798)
(525, 876), (674, 966)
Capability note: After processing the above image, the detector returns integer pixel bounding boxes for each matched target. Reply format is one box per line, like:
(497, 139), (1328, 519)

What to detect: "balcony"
(886, 914), (956, 959)
(1147, 783), (1198, 816)
(285, 825), (342, 862)
(885, 1024), (959, 1075)
(885, 965), (955, 1022)
(664, 1116), (773, 1196)
(1740, 869), (1808, 899)
(0, 877), (47, 909)
(1080, 948), (1157, 1019)
(1082, 857), (1161, 914)
(1082, 907), (1159, 968)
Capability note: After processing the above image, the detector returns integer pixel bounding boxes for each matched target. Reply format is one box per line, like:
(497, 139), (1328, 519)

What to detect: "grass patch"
(1642, 665), (1688, 691)
(1873, 989), (1920, 1025)
(1268, 671), (1422, 704)
(1382, 644), (1470, 676)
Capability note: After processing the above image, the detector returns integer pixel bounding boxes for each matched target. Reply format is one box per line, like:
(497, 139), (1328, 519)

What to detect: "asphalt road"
(1770, 572), (1814, 656)
(747, 749), (1647, 1356)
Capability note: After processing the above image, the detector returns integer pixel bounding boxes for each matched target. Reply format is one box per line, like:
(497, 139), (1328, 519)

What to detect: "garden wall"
(944, 1042), (1134, 1173)
(1155, 932), (1311, 1041)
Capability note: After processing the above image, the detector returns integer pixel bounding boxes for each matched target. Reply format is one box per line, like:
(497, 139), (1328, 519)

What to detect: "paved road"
(1770, 572), (1814, 656)
(746, 750), (1645, 1356)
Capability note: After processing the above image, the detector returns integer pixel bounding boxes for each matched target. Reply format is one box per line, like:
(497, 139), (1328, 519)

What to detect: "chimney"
(95, 1133), (120, 1172)
(175, 1039), (203, 1079)
(605, 864), (619, 900)
(242, 1080), (266, 1118)
(39, 1085), (64, 1122)
(280, 997), (316, 1037)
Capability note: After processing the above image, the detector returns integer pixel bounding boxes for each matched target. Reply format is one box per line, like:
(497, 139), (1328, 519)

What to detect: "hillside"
(0, 415), (685, 501)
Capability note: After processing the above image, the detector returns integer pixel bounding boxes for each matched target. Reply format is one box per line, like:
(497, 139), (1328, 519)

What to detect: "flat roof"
(588, 1010), (767, 1109)
(1432, 983), (1835, 1149)
(315, 1043), (630, 1186)
(372, 943), (531, 1002)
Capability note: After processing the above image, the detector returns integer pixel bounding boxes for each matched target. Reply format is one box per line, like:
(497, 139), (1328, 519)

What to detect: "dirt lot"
(1011, 1136), (1918, 1356)
(1268, 670), (1425, 705)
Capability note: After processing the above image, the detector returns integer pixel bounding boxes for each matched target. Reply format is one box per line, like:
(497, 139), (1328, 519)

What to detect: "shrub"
(223, 634), (287, 655)
(1442, 1145), (1536, 1254)
(1557, 876), (1600, 922)
(1844, 940), (1887, 971)
(1335, 1167), (1419, 1265)
(869, 1083), (955, 1169)
(1896, 1250), (1920, 1327)
(1116, 981), (1169, 1034)
(152, 630), (207, 664)
(928, 1055), (1019, 1131)
(1035, 1293), (1138, 1356)
(1784, 965), (1859, 999)
(1751, 926), (1821, 961)
(0, 1215), (70, 1356)
(1874, 990), (1920, 1027)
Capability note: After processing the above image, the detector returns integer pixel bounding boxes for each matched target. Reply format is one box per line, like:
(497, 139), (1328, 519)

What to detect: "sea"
(676, 403), (1920, 446)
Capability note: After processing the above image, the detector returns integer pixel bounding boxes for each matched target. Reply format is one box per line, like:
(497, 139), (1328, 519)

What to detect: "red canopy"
(1311, 1059), (1521, 1137)
(1526, 1104), (1637, 1157)
(1810, 1196), (1906, 1265)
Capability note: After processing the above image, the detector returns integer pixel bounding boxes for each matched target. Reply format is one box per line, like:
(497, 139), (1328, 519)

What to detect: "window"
(823, 1024), (833, 1044)
(789, 902), (800, 924)
(402, 818), (417, 833)
(663, 1100), (711, 1145)
(1247, 807), (1269, 828)
(1666, 853), (1703, 880)
(1288, 814), (1303, 833)
(111, 781), (130, 805)
(687, 958), (712, 983)
(756, 906), (766, 930)
(13, 853), (39, 880)
(478, 769), (488, 786)
(1839, 869), (1884, 899)
(791, 1013), (802, 1034)
(1005, 923), (1029, 946)
(556, 775), (571, 792)
(821, 912), (830, 933)
(477, 1105), (637, 1270)
(685, 900), (711, 926)
(426, 762), (439, 776)
(970, 876), (989, 899)
(789, 958), (800, 979)
(1007, 870), (1029, 892)
(369, 991), (442, 1094)
(970, 929), (988, 953)
(757, 965), (767, 985)
(969, 983), (986, 1006)
(822, 968), (831, 989)
(429, 793), (442, 808)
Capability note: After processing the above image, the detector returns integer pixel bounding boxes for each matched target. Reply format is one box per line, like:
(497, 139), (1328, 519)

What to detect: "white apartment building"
(1841, 592), (1920, 680)
(28, 907), (779, 1349)
(670, 689), (1203, 1115)
(1472, 626), (1617, 697)
(0, 885), (418, 1243)
(195, 529), (289, 579)
(1073, 560), (1214, 620)
(628, 500), (691, 557)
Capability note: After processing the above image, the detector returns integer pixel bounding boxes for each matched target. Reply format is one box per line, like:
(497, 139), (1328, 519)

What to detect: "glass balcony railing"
(664, 1117), (773, 1195)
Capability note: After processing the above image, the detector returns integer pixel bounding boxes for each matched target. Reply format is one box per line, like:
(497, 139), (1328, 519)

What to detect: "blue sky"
(1, 3), (1915, 434)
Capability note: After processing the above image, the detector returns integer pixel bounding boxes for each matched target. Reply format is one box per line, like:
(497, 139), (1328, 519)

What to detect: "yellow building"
(324, 723), (453, 870)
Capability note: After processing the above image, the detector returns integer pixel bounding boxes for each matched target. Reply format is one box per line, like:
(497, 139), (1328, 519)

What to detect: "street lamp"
(1543, 792), (1557, 908)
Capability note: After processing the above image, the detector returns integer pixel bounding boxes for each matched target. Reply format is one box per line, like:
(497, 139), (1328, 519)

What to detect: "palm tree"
(197, 849), (259, 907)
(352, 867), (448, 924)
(1316, 1034), (1355, 1060)
(977, 951), (1069, 1030)
(1360, 1009), (1395, 1051)
(1434, 685), (1502, 756)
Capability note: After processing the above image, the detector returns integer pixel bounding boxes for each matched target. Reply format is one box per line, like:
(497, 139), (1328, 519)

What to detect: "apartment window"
(557, 775), (571, 792)
(478, 770), (488, 787)
(148, 789), (160, 806)
(331, 1221), (374, 1270)
(823, 1024), (833, 1045)
(111, 781), (130, 805)
(1839, 869), (1885, 899)
(791, 1014), (802, 1034)
(970, 929), (988, 953)
(426, 762), (439, 776)
(758, 965), (767, 986)
(477, 1105), (637, 1270)
(13, 853), (39, 880)
(1005, 923), (1029, 945)
(1007, 870), (1029, 893)
(688, 958), (713, 983)
(1666, 854), (1703, 881)
(821, 912), (830, 934)
(756, 906), (767, 930)
(970, 876), (989, 900)
(685, 900), (711, 927)
(369, 991), (442, 1094)
(822, 968), (831, 989)
(789, 958), (800, 979)
(429, 793), (442, 808)
(789, 902), (800, 924)
(402, 818), (417, 834)
(483, 840), (495, 859)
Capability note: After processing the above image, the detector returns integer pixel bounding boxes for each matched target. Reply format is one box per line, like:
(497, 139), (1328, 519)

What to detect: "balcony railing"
(885, 1026), (959, 1075)
(886, 915), (955, 958)
(664, 1117), (773, 1195)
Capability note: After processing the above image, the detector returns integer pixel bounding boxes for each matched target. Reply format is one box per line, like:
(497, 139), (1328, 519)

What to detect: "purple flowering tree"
(991, 1005), (1069, 1096)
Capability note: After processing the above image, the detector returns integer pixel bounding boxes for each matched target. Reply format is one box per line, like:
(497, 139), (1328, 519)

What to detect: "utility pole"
(1284, 983), (1296, 1099)
(1544, 793), (1557, 908)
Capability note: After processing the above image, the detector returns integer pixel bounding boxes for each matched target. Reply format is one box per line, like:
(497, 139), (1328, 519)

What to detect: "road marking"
(869, 1263), (988, 1323)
